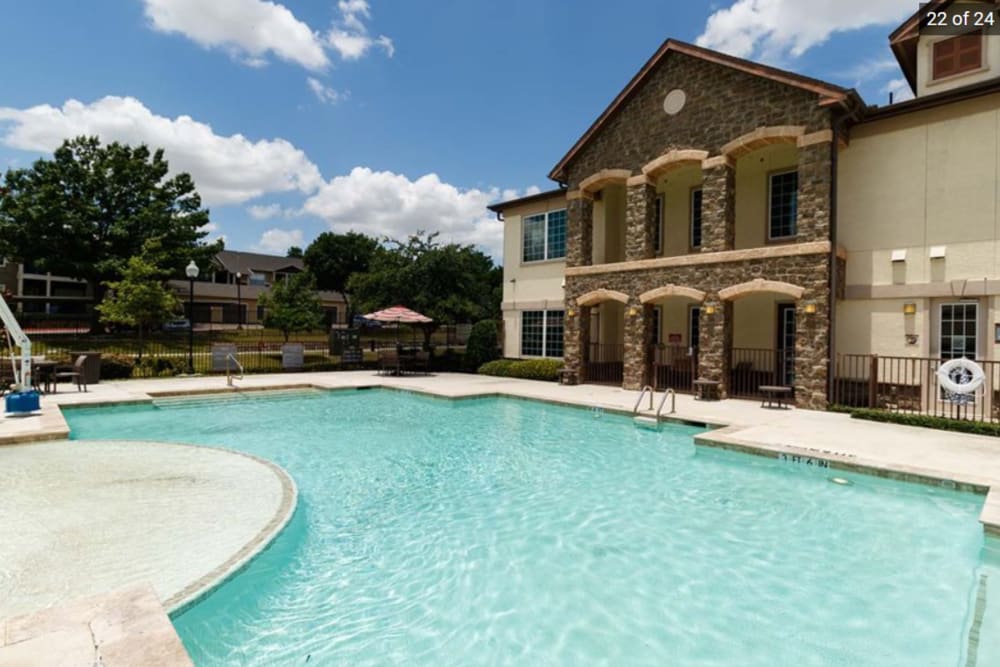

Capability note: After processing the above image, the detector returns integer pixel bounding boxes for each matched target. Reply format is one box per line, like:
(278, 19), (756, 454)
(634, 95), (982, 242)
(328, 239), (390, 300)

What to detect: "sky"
(0, 0), (920, 260)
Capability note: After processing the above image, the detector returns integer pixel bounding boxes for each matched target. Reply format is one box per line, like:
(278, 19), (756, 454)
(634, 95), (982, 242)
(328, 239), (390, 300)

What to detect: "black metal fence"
(730, 348), (794, 399)
(651, 344), (697, 393)
(585, 343), (624, 385)
(833, 353), (1000, 423)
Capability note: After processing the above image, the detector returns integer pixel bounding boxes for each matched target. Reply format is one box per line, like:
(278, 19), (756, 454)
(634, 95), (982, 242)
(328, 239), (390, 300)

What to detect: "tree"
(96, 241), (181, 359)
(348, 231), (502, 346)
(465, 320), (500, 371)
(287, 246), (303, 258)
(0, 136), (222, 330)
(303, 231), (379, 320)
(258, 272), (324, 341)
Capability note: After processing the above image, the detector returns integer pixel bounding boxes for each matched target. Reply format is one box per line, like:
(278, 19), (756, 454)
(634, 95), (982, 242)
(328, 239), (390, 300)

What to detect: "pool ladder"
(633, 385), (676, 428)
(226, 353), (244, 387)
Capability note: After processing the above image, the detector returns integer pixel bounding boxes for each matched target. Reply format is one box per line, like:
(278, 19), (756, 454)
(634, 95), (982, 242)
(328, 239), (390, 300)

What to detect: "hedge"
(478, 358), (563, 382)
(464, 320), (499, 371)
(849, 408), (1000, 437)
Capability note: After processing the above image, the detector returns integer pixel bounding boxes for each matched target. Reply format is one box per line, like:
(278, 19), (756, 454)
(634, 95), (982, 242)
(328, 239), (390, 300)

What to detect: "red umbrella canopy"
(363, 305), (433, 324)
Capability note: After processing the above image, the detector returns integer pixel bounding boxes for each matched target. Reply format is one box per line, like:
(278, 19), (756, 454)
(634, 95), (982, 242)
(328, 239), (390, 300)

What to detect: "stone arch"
(576, 289), (630, 307)
(579, 169), (632, 194)
(639, 285), (707, 304)
(721, 126), (805, 160)
(641, 149), (709, 180)
(719, 278), (805, 301)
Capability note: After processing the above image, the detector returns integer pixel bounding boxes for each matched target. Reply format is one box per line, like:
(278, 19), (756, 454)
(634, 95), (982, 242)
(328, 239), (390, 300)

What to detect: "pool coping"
(6, 377), (1000, 536)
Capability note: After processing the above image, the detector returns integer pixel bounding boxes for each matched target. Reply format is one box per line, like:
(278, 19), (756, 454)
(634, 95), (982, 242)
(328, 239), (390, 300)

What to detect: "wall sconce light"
(567, 309), (576, 318)
(704, 304), (717, 316)
(803, 301), (818, 315)
(628, 306), (640, 317)
(903, 303), (917, 315)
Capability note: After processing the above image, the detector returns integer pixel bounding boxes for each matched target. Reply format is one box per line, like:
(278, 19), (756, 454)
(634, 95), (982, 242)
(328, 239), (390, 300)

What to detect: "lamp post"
(186, 260), (199, 374)
(236, 271), (243, 330)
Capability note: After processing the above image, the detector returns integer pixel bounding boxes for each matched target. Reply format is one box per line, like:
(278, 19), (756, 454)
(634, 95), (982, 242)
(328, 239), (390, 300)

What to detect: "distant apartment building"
(169, 250), (346, 328)
(1, 250), (345, 329)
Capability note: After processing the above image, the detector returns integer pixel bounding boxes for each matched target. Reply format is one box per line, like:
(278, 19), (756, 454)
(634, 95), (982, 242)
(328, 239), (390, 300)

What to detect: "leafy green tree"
(0, 136), (222, 330)
(96, 241), (181, 359)
(287, 246), (304, 258)
(303, 231), (379, 320)
(465, 320), (500, 371)
(348, 231), (502, 347)
(258, 272), (324, 341)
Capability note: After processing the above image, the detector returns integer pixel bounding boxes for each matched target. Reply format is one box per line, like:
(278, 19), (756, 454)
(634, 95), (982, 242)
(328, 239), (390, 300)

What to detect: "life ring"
(936, 358), (985, 394)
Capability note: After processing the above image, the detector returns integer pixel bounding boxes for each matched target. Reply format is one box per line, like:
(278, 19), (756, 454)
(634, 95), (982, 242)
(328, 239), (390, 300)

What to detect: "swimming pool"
(67, 389), (1000, 665)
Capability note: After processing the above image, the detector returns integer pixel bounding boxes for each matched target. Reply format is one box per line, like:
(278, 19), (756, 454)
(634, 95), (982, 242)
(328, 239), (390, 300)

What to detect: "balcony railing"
(651, 344), (697, 393)
(585, 343), (624, 385)
(730, 348), (794, 399)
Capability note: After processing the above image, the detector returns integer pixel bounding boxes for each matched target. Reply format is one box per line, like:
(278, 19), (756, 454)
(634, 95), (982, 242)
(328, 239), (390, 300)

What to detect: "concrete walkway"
(0, 439), (296, 620)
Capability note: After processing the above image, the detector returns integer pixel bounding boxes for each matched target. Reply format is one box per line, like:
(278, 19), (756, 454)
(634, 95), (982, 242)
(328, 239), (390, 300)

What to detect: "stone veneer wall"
(561, 52), (831, 189)
(565, 251), (832, 409)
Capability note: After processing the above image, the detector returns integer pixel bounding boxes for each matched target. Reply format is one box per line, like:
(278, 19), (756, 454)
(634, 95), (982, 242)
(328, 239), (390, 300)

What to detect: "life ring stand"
(936, 358), (986, 395)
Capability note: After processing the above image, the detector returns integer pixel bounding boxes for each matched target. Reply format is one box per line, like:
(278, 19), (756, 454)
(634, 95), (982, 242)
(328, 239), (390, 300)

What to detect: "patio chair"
(378, 349), (399, 376)
(411, 350), (430, 376)
(53, 355), (88, 393)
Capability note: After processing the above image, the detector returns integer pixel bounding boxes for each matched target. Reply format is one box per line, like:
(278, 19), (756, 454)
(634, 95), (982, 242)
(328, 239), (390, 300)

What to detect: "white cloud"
(0, 96), (324, 206)
(307, 77), (348, 105)
(254, 228), (304, 254)
(883, 78), (915, 103)
(839, 56), (899, 84)
(697, 0), (913, 61)
(326, 0), (394, 61)
(303, 168), (538, 257)
(142, 0), (329, 70)
(248, 204), (283, 220)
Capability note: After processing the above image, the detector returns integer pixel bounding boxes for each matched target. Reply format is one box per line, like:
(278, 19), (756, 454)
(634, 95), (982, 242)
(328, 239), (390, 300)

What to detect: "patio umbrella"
(362, 305), (433, 345)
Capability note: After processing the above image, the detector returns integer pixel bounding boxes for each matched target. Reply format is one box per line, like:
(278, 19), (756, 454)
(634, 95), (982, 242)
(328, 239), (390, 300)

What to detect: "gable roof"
(889, 0), (954, 92)
(548, 39), (863, 182)
(215, 250), (304, 276)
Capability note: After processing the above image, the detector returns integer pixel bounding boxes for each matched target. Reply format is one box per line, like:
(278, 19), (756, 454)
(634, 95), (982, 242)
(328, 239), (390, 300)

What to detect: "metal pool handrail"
(226, 353), (244, 387)
(633, 385), (654, 414)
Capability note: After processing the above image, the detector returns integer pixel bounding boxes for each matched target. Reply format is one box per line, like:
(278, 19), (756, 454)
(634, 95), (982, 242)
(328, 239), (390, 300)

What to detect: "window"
(933, 33), (983, 80)
(651, 306), (662, 345)
(521, 310), (564, 357)
(768, 171), (798, 240)
(522, 210), (567, 262)
(654, 196), (664, 254)
(249, 273), (267, 286)
(940, 303), (978, 360)
(691, 189), (703, 249)
(689, 307), (701, 350)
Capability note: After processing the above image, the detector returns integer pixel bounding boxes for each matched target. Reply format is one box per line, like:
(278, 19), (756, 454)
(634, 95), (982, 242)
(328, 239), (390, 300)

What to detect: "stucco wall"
(500, 194), (569, 358)
(837, 92), (1000, 359)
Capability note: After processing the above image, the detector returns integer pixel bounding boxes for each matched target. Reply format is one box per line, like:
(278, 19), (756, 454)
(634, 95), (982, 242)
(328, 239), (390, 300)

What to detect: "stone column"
(697, 299), (733, 396)
(796, 131), (834, 243)
(794, 289), (831, 410)
(625, 175), (657, 262)
(563, 299), (590, 382)
(566, 192), (594, 268)
(700, 156), (735, 253)
(623, 301), (653, 390)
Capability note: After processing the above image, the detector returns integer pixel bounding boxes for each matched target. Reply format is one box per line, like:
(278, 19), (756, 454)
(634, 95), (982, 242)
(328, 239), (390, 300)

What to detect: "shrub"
(100, 354), (135, 380)
(479, 358), (563, 382)
(138, 357), (179, 377)
(464, 320), (499, 371)
(849, 408), (1000, 437)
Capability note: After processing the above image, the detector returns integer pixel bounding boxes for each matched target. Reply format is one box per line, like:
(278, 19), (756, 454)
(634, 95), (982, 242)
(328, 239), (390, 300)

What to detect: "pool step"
(633, 415), (661, 431)
(152, 388), (321, 409)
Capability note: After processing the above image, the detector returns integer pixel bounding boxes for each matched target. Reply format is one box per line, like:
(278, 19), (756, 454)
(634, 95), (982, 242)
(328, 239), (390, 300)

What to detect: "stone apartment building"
(491, 0), (1000, 410)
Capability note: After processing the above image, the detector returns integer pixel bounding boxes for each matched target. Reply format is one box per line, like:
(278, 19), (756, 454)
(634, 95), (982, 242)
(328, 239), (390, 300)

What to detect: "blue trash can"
(5, 390), (41, 415)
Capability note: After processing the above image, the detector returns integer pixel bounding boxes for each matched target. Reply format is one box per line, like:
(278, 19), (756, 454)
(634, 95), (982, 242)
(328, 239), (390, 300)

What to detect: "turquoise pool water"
(66, 390), (997, 666)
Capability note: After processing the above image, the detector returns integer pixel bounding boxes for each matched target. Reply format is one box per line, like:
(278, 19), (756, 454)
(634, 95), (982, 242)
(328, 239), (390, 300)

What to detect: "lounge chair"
(378, 349), (399, 376)
(53, 355), (88, 392)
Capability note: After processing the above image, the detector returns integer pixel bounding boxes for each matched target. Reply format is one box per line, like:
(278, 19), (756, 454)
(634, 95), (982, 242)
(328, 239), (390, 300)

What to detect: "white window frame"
(520, 310), (564, 358)
(939, 301), (979, 360)
(690, 188), (703, 249)
(521, 209), (568, 264)
(767, 169), (799, 241)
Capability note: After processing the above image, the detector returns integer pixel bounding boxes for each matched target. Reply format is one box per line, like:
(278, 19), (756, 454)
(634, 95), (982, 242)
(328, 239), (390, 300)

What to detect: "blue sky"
(0, 0), (917, 259)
